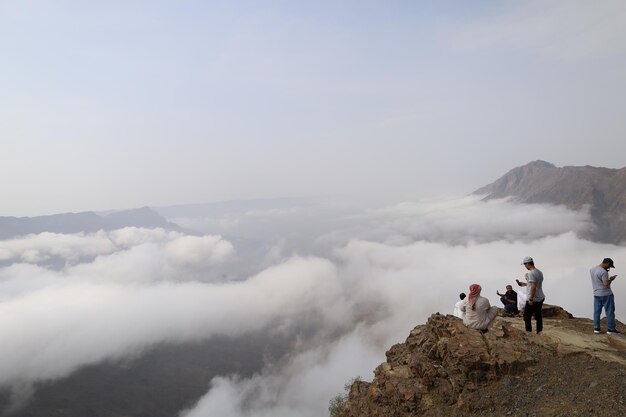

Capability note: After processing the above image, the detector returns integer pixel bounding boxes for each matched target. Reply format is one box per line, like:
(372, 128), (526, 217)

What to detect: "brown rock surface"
(339, 307), (626, 417)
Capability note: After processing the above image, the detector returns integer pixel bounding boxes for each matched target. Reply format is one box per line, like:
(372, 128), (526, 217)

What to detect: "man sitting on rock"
(461, 284), (499, 331)
(497, 285), (519, 316)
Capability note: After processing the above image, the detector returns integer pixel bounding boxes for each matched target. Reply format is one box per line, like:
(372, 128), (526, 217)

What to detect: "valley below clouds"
(1, 196), (624, 416)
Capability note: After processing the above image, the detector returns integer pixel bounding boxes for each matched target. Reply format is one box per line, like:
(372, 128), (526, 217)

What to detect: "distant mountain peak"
(474, 161), (626, 244)
(527, 160), (556, 168)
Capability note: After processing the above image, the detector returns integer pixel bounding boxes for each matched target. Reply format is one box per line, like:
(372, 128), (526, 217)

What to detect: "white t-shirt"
(526, 268), (545, 302)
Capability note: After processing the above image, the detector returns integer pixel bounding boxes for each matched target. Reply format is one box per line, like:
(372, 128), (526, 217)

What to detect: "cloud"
(315, 195), (593, 247)
(174, 197), (623, 417)
(0, 227), (203, 265)
(178, 230), (626, 417)
(164, 235), (234, 267)
(0, 228), (234, 284)
(0, 231), (117, 263)
(171, 196), (592, 252)
(0, 196), (623, 416)
(181, 328), (384, 417)
(0, 257), (343, 389)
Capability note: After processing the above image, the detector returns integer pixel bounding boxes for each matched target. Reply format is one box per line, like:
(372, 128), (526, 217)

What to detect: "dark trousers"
(524, 299), (544, 333)
(501, 297), (518, 313)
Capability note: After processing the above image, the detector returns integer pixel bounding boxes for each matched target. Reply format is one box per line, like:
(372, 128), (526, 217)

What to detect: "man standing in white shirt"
(517, 256), (545, 334)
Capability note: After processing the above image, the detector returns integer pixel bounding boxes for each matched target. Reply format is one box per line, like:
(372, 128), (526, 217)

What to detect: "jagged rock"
(540, 304), (573, 319)
(339, 307), (626, 417)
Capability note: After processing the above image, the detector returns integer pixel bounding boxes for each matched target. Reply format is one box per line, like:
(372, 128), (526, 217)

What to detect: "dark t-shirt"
(504, 290), (517, 304)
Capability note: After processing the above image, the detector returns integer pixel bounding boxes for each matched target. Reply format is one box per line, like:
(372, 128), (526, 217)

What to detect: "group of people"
(453, 257), (620, 335)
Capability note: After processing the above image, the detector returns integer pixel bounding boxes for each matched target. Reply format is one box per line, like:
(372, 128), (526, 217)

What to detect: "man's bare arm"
(603, 275), (618, 287)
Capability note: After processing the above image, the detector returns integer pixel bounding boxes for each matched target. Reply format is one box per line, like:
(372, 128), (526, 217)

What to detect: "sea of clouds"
(1, 195), (624, 416)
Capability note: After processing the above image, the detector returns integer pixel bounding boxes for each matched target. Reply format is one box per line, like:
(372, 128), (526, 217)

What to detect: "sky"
(1, 0), (626, 216)
(2, 3), (626, 414)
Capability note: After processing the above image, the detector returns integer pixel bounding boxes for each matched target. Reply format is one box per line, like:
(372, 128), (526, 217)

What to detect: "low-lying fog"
(1, 196), (623, 416)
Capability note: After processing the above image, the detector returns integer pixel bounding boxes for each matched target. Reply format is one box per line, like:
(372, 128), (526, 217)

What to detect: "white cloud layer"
(325, 196), (593, 245)
(0, 227), (234, 267)
(0, 257), (342, 386)
(0, 197), (623, 416)
(180, 232), (626, 417)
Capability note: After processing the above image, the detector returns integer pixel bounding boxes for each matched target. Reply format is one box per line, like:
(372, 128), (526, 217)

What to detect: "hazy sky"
(2, 0), (626, 216)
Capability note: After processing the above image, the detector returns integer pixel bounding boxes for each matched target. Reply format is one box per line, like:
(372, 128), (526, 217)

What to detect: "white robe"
(517, 291), (527, 311)
(453, 300), (465, 319)
(461, 296), (499, 330)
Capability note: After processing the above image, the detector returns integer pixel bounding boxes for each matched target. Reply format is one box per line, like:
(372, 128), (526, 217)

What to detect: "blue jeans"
(593, 294), (616, 331)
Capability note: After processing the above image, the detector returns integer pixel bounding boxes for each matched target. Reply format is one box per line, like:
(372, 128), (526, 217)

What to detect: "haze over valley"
(2, 1), (626, 416)
(1, 161), (625, 416)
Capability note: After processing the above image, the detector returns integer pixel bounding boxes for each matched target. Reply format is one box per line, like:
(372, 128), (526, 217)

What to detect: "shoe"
(594, 329), (601, 334)
(607, 329), (621, 335)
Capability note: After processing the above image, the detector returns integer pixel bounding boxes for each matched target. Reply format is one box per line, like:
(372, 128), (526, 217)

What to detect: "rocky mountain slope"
(473, 161), (626, 244)
(339, 306), (626, 417)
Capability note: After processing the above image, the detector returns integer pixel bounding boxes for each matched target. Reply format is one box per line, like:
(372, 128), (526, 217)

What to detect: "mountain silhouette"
(474, 160), (626, 244)
(0, 207), (180, 239)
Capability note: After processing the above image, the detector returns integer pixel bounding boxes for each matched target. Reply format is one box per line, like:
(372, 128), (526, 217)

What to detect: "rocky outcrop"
(473, 161), (626, 244)
(339, 306), (626, 417)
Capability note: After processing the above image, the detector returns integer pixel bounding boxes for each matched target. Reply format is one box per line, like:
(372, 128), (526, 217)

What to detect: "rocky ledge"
(339, 305), (626, 417)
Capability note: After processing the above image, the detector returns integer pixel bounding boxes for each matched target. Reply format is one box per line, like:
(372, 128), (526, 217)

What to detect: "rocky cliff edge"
(339, 306), (626, 417)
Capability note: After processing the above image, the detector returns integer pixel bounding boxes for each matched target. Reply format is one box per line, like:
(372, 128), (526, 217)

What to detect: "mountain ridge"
(0, 207), (181, 239)
(473, 160), (626, 244)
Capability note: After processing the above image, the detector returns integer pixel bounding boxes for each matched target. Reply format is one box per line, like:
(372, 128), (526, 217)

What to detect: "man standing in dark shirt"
(497, 284), (519, 315)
